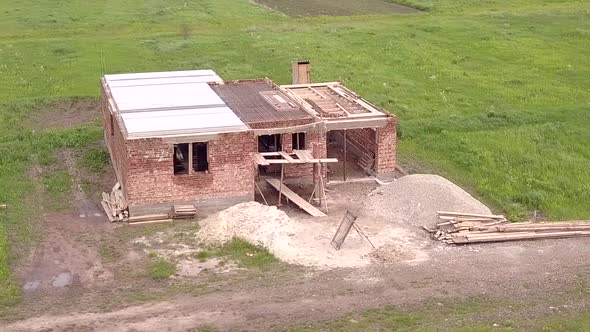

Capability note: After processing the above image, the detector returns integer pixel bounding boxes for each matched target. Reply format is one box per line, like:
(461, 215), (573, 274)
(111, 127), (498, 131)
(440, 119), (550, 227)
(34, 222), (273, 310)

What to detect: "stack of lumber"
(170, 204), (197, 219)
(101, 182), (128, 222)
(426, 211), (590, 244)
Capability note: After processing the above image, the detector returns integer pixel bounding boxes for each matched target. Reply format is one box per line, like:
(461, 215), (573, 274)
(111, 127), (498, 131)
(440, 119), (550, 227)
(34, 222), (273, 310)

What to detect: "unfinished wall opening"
(174, 143), (209, 175)
(257, 134), (283, 176)
(292, 132), (306, 150)
(258, 134), (282, 153)
(327, 129), (377, 180)
(174, 143), (189, 175)
(192, 142), (208, 172)
(109, 113), (115, 136)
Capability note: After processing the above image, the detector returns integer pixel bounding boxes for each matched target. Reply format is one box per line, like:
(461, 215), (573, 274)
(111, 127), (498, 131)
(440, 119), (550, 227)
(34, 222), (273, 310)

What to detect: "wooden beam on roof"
(325, 117), (388, 130)
(280, 82), (341, 89)
(251, 122), (319, 136)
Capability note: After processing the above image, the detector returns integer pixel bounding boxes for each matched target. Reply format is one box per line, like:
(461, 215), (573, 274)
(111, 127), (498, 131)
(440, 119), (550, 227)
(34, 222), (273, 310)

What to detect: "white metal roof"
(104, 70), (248, 138)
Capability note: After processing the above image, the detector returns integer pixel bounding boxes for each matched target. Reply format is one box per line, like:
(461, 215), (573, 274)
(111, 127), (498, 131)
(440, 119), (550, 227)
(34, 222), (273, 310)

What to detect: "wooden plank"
(302, 150), (314, 159)
(251, 153), (270, 166)
(302, 150), (319, 163)
(452, 231), (590, 244)
(266, 159), (303, 164)
(437, 211), (505, 219)
(319, 158), (339, 163)
(293, 150), (310, 162)
(279, 151), (296, 163)
(266, 178), (326, 217)
(128, 213), (170, 222)
(484, 225), (590, 233)
(260, 152), (281, 156)
(128, 219), (173, 226)
(101, 201), (116, 223)
(331, 210), (357, 250)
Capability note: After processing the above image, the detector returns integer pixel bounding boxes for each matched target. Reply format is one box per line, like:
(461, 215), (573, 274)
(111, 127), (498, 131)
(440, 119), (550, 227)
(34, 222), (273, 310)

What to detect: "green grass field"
(0, 0), (589, 308)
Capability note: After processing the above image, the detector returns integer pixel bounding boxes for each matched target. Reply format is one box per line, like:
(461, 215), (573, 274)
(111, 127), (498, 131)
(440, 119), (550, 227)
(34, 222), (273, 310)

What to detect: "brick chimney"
(292, 61), (311, 84)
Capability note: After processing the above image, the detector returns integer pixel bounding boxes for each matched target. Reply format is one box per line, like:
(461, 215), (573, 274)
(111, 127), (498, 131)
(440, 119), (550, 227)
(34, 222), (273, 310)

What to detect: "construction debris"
(170, 204), (197, 219)
(101, 182), (128, 222)
(426, 211), (590, 244)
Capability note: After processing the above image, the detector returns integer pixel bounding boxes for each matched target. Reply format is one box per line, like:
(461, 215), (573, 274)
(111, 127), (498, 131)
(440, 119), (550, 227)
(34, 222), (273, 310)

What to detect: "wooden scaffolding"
(252, 149), (338, 217)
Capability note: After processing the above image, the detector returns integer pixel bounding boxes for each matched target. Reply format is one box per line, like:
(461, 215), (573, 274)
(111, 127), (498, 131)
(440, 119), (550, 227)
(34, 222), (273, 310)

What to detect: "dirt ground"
(4, 107), (590, 330)
(28, 98), (101, 130)
(4, 165), (590, 331)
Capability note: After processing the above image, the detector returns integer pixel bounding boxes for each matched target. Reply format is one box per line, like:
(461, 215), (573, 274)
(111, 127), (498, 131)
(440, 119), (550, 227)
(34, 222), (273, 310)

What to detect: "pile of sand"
(197, 202), (425, 269)
(196, 174), (492, 269)
(365, 174), (492, 229)
(197, 202), (295, 251)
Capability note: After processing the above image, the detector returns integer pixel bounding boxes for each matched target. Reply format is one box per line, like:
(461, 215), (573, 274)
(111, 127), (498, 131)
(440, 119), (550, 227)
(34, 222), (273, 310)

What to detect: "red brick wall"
(374, 116), (397, 176)
(124, 131), (256, 207)
(101, 84), (129, 198)
(346, 128), (377, 157)
(282, 129), (327, 179)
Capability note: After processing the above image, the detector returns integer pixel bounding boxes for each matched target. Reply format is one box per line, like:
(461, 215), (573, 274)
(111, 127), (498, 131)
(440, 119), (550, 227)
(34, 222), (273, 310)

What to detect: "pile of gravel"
(365, 174), (491, 229)
(197, 202), (295, 251)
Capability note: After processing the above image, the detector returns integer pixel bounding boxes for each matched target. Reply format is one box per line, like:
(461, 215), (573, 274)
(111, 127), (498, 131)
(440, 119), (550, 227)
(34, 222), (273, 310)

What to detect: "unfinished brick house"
(100, 63), (397, 219)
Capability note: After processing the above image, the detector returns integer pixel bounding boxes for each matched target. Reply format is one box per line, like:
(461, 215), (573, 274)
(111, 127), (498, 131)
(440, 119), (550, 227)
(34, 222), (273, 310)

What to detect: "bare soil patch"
(255, 0), (421, 17)
(6, 168), (590, 331)
(199, 201), (427, 268)
(16, 148), (118, 295)
(199, 174), (492, 269)
(28, 98), (100, 130)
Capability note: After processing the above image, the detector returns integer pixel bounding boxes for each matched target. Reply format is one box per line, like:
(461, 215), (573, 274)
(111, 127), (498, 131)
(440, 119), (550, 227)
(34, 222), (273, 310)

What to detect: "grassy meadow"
(0, 0), (589, 306)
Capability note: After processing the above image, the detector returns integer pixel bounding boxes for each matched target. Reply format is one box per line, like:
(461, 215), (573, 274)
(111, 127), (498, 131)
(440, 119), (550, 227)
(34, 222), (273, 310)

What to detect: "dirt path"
(6, 235), (590, 331)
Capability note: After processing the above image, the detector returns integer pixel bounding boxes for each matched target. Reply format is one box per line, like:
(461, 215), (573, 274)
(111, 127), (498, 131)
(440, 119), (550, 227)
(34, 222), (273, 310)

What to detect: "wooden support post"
(256, 182), (268, 206)
(319, 162), (328, 214)
(278, 164), (284, 206)
(188, 143), (193, 174)
(343, 130), (347, 181)
(313, 163), (319, 202)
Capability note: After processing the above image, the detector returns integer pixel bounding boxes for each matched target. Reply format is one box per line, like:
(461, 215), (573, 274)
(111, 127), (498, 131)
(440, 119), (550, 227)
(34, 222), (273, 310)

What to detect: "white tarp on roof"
(110, 83), (226, 112)
(104, 70), (248, 138)
(121, 107), (246, 138)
